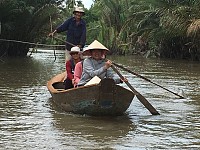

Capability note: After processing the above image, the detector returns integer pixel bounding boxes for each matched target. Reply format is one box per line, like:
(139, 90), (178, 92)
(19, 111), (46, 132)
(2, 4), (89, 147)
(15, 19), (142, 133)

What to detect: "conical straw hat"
(87, 40), (109, 51)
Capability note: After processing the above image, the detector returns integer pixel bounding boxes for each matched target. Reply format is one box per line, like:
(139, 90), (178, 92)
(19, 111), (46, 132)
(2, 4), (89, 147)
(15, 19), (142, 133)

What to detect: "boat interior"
(52, 82), (65, 91)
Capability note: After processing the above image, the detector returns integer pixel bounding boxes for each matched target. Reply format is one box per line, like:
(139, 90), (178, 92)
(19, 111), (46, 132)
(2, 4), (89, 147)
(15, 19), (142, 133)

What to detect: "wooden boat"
(47, 72), (135, 116)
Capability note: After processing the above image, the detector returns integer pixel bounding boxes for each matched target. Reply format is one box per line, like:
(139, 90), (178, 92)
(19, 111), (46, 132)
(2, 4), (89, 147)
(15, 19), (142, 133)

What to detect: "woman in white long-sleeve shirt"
(77, 40), (124, 86)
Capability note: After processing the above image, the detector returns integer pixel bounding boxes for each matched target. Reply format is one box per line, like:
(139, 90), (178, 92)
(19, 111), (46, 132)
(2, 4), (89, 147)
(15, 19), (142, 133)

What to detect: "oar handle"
(111, 65), (160, 115)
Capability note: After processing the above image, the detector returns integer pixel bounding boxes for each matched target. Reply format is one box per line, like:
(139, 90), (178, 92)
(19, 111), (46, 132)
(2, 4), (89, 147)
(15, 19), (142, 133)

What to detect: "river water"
(0, 49), (199, 149)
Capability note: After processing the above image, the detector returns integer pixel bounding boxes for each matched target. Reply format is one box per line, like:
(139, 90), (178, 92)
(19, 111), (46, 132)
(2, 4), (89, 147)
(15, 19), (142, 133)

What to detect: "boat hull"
(47, 72), (134, 116)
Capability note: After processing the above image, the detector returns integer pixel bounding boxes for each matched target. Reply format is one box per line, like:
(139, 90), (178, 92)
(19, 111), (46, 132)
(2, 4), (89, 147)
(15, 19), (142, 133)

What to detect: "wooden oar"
(112, 62), (184, 99)
(111, 64), (160, 115)
(53, 36), (76, 47)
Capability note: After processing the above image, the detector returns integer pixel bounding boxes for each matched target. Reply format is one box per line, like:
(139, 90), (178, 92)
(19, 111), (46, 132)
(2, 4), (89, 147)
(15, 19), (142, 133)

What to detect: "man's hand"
(48, 30), (57, 37)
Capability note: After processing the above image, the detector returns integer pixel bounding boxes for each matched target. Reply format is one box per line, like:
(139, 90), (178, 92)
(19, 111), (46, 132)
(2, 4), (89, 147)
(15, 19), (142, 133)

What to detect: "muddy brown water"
(0, 50), (199, 149)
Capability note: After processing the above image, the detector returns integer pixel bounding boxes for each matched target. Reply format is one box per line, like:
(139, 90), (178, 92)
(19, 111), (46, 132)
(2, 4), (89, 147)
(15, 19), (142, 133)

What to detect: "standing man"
(49, 6), (86, 61)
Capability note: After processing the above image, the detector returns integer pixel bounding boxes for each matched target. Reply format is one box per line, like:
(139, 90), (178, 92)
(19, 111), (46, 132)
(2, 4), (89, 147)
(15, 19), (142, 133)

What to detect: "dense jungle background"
(0, 0), (200, 61)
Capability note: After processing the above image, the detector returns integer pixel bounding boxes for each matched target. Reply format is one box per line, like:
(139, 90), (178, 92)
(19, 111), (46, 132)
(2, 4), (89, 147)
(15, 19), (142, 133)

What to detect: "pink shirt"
(74, 61), (83, 87)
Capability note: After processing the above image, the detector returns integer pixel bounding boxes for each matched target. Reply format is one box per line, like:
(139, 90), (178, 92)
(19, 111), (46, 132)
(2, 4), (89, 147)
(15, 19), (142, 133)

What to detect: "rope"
(0, 38), (65, 47)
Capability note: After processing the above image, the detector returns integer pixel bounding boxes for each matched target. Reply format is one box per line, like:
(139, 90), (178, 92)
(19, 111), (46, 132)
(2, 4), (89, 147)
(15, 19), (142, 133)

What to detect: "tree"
(0, 0), (64, 57)
(87, 0), (135, 54)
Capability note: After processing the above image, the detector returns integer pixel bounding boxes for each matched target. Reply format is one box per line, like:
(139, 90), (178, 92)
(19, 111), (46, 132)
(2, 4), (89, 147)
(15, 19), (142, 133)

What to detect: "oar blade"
(111, 65), (160, 115)
(125, 80), (160, 115)
(136, 93), (160, 115)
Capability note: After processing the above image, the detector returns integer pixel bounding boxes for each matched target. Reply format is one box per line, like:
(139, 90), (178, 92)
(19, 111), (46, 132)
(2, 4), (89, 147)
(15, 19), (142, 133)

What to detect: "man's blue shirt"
(56, 17), (86, 50)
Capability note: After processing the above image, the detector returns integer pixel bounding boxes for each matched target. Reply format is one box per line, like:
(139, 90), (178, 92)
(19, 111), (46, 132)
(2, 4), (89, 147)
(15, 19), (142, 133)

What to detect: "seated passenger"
(64, 46), (81, 89)
(73, 46), (91, 87)
(77, 40), (125, 86)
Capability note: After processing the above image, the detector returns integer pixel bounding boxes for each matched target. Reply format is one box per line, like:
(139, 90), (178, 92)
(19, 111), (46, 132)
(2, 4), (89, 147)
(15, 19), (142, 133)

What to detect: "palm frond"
(187, 19), (200, 37)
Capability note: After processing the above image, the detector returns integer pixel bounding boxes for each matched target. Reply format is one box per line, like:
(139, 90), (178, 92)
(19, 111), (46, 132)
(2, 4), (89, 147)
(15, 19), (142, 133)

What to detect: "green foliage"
(86, 0), (135, 54)
(83, 0), (199, 60)
(0, 0), (64, 56)
(1, 0), (200, 60)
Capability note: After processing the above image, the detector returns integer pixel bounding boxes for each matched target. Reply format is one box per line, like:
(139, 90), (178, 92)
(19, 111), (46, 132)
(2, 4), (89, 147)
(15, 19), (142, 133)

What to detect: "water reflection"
(50, 98), (136, 148)
(0, 50), (199, 149)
